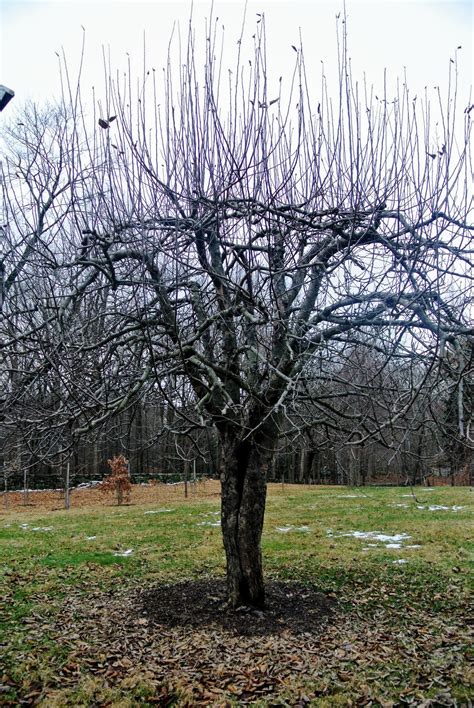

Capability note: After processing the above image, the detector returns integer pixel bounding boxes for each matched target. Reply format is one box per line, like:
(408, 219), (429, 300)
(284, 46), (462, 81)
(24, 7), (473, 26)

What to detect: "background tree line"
(2, 339), (472, 492)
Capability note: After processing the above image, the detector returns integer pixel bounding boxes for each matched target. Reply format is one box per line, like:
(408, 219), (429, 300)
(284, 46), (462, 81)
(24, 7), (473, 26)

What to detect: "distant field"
(0, 484), (472, 706)
(1, 478), (221, 512)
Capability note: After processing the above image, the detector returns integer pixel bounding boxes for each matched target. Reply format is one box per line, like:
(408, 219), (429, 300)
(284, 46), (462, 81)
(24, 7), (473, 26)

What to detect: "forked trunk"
(220, 435), (269, 608)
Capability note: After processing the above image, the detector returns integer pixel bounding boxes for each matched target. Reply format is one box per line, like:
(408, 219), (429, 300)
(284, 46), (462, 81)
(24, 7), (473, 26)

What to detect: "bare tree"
(437, 337), (473, 482)
(1, 14), (472, 607)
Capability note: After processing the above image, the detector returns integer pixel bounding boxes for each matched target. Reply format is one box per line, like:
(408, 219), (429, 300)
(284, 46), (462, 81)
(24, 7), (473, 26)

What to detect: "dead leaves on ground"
(1, 573), (471, 706)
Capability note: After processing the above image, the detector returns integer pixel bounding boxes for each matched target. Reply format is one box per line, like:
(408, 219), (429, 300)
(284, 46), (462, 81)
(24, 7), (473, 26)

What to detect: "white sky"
(0, 0), (473, 111)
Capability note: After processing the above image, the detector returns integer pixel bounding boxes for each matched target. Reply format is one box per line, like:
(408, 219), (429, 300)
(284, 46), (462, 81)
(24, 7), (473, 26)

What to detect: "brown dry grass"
(0, 479), (222, 514)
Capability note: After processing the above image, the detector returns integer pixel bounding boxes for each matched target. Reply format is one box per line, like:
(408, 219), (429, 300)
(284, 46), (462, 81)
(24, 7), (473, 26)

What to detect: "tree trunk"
(184, 459), (189, 499)
(220, 434), (269, 609)
(360, 448), (368, 486)
(64, 460), (71, 510)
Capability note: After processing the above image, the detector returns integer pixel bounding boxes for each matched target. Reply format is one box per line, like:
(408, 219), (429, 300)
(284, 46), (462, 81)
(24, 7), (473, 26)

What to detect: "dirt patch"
(140, 578), (334, 636)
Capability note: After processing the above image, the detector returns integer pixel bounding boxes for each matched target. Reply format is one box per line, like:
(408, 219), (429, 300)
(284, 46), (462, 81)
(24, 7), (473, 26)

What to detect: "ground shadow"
(139, 578), (334, 637)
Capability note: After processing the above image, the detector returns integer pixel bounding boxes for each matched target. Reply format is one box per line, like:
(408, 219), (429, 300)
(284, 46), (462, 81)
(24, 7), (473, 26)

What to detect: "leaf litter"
(6, 571), (468, 707)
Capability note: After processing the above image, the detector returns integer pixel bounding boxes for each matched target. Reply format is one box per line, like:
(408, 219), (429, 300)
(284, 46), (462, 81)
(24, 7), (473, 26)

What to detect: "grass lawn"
(0, 483), (472, 706)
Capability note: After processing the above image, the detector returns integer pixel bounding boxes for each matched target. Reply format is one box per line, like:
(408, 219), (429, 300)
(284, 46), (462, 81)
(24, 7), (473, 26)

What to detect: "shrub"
(101, 455), (132, 505)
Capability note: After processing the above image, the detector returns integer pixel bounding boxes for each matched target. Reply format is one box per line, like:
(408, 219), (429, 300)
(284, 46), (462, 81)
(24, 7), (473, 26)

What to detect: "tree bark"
(220, 433), (269, 609)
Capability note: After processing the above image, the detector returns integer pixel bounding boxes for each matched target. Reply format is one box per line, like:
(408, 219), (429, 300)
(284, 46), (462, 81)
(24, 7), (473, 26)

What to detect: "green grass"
(0, 485), (472, 706)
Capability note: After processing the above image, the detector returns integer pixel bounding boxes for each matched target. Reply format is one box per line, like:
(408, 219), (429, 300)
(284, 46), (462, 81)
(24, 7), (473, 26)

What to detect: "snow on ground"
(327, 529), (418, 555)
(196, 511), (221, 527)
(144, 508), (174, 514)
(31, 526), (53, 532)
(417, 505), (465, 512)
(86, 535), (97, 540)
(397, 497), (466, 512)
(113, 549), (133, 557)
(400, 489), (436, 498)
(327, 530), (411, 543)
(17, 523), (53, 532)
(16, 488), (63, 493)
(275, 525), (310, 533)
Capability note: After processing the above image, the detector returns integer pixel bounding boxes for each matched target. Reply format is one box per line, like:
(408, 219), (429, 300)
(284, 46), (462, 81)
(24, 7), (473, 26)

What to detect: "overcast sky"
(1, 0), (472, 112)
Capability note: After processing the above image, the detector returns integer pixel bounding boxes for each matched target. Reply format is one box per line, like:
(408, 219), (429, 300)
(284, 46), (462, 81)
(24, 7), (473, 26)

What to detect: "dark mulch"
(139, 578), (334, 636)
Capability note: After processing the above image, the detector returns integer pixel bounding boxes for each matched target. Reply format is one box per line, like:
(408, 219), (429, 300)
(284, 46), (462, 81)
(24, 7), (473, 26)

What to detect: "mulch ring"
(140, 578), (334, 636)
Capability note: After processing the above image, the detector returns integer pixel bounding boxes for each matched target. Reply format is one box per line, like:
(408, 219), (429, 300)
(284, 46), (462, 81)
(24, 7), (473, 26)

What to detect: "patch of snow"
(336, 531), (412, 543)
(393, 559), (408, 564)
(197, 521), (221, 527)
(431, 505), (464, 512)
(76, 481), (102, 489)
(86, 535), (97, 541)
(113, 549), (133, 557)
(31, 526), (53, 532)
(19, 523), (29, 529)
(417, 505), (465, 512)
(26, 488), (63, 493)
(406, 544), (422, 549)
(276, 525), (310, 533)
(144, 508), (173, 514)
(391, 503), (409, 508)
(328, 529), (417, 551)
(336, 494), (360, 498)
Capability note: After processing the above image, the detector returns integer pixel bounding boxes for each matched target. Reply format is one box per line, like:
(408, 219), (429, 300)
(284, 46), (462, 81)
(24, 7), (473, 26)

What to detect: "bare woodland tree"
(1, 15), (472, 606)
(438, 337), (473, 482)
